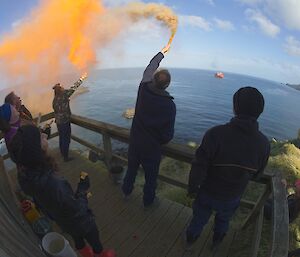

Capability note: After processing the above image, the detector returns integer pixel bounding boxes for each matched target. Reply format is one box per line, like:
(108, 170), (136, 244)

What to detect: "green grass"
(267, 139), (300, 251)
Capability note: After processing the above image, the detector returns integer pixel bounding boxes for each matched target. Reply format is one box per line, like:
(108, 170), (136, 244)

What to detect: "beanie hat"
(0, 103), (12, 122)
(233, 87), (265, 119)
(10, 125), (43, 168)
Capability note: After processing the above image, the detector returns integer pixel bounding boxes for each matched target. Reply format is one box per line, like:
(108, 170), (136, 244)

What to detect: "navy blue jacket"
(18, 169), (94, 236)
(130, 52), (176, 153)
(189, 116), (270, 200)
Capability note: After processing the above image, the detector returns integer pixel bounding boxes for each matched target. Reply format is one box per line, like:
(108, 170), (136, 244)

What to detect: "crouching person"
(186, 87), (270, 249)
(10, 125), (115, 257)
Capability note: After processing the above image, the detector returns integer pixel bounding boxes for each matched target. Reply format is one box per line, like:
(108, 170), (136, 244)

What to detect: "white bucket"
(42, 232), (77, 257)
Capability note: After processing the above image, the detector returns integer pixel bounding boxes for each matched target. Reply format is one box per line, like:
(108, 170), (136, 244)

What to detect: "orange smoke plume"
(0, 0), (178, 113)
(124, 3), (178, 40)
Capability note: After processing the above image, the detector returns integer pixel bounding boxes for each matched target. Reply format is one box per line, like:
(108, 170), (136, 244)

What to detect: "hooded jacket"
(188, 116), (270, 200)
(130, 52), (176, 153)
(18, 168), (94, 236)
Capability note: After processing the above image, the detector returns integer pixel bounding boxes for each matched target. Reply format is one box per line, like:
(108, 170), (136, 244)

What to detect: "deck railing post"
(102, 132), (113, 169)
(241, 180), (271, 230)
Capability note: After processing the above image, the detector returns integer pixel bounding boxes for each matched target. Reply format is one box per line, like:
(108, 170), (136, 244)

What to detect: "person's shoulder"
(207, 124), (228, 135)
(257, 131), (270, 145)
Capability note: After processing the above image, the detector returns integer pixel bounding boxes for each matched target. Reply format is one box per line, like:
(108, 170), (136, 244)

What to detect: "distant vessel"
(215, 72), (224, 79)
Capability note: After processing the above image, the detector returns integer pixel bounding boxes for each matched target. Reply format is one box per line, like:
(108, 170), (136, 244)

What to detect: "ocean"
(70, 68), (300, 145)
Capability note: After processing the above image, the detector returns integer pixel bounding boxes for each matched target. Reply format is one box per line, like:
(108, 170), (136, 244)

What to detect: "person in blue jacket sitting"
(122, 43), (176, 207)
(10, 125), (115, 257)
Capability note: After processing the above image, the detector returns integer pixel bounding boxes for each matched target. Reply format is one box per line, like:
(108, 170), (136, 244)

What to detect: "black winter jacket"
(130, 52), (176, 153)
(189, 116), (270, 200)
(18, 169), (94, 236)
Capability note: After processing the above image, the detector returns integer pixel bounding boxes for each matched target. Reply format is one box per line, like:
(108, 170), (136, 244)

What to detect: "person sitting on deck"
(5, 91), (33, 122)
(0, 103), (21, 148)
(52, 79), (83, 162)
(186, 87), (270, 249)
(10, 125), (115, 257)
(122, 43), (176, 207)
(0, 103), (48, 153)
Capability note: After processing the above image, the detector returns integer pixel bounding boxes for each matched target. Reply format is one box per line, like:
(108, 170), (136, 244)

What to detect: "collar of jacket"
(230, 115), (259, 133)
(147, 83), (174, 99)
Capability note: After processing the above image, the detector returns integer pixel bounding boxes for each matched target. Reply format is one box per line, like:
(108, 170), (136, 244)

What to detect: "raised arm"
(66, 76), (86, 97)
(141, 44), (171, 84)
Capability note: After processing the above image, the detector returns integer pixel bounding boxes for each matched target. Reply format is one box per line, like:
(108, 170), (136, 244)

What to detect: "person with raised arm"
(52, 76), (85, 162)
(122, 43), (176, 207)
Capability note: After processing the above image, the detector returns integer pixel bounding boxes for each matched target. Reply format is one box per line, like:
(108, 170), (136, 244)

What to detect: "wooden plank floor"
(49, 150), (238, 257)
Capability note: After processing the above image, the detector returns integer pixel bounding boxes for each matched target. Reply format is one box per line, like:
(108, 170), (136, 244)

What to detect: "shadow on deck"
(53, 149), (237, 257)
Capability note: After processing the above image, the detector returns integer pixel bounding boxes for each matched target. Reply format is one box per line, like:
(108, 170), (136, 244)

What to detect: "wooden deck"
(52, 150), (238, 257)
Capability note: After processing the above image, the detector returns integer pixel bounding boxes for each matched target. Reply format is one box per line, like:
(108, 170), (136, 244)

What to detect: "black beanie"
(10, 125), (44, 168)
(233, 87), (265, 119)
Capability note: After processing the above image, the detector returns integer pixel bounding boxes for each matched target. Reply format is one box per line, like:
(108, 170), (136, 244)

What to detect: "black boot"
(211, 232), (226, 250)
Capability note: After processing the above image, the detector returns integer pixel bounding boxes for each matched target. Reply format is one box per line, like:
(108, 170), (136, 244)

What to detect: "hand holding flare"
(78, 172), (92, 199)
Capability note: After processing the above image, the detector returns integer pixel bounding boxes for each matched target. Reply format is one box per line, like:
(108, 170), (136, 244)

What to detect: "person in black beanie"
(185, 87), (270, 249)
(10, 125), (115, 257)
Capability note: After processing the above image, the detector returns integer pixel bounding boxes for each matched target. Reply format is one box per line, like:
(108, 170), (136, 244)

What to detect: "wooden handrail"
(71, 114), (196, 163)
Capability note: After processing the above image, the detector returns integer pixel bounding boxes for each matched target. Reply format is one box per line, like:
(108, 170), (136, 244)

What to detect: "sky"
(0, 0), (300, 84)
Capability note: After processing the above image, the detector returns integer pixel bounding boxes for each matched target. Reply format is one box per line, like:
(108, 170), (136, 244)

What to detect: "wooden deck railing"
(0, 112), (289, 257)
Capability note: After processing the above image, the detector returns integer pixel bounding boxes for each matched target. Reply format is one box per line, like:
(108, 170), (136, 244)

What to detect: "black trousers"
(57, 122), (71, 159)
(71, 223), (103, 254)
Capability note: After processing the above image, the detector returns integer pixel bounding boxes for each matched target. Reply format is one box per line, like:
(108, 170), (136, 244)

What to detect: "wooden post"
(249, 208), (264, 257)
(102, 132), (112, 169)
(269, 172), (289, 257)
(241, 181), (271, 230)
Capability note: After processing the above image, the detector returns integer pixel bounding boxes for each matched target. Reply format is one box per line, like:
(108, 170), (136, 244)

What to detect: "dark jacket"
(0, 117), (10, 133)
(130, 52), (176, 153)
(18, 168), (94, 236)
(189, 116), (270, 200)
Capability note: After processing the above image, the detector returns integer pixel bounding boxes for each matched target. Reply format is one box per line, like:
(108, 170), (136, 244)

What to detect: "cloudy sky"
(1, 0), (300, 83)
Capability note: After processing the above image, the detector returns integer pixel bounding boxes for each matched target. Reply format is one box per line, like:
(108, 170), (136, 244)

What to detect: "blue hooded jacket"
(130, 52), (176, 153)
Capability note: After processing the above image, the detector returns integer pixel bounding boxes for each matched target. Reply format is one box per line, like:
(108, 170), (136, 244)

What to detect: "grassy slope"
(267, 139), (300, 251)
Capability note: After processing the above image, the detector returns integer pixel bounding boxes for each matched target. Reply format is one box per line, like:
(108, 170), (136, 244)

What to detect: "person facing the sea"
(122, 43), (176, 207)
(186, 87), (270, 248)
(10, 125), (115, 257)
(52, 79), (83, 162)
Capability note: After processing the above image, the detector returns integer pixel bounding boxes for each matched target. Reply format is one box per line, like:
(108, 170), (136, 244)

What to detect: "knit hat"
(10, 125), (44, 168)
(0, 103), (12, 122)
(233, 87), (265, 119)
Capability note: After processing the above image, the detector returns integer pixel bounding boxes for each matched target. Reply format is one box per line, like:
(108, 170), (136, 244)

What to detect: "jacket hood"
(147, 83), (174, 99)
(230, 115), (259, 134)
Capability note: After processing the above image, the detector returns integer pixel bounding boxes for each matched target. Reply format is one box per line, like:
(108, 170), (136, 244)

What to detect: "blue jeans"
(122, 145), (161, 206)
(187, 191), (240, 239)
(57, 122), (71, 159)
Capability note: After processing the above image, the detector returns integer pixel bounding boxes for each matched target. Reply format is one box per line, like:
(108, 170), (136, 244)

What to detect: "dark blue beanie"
(233, 87), (265, 119)
(0, 104), (11, 122)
